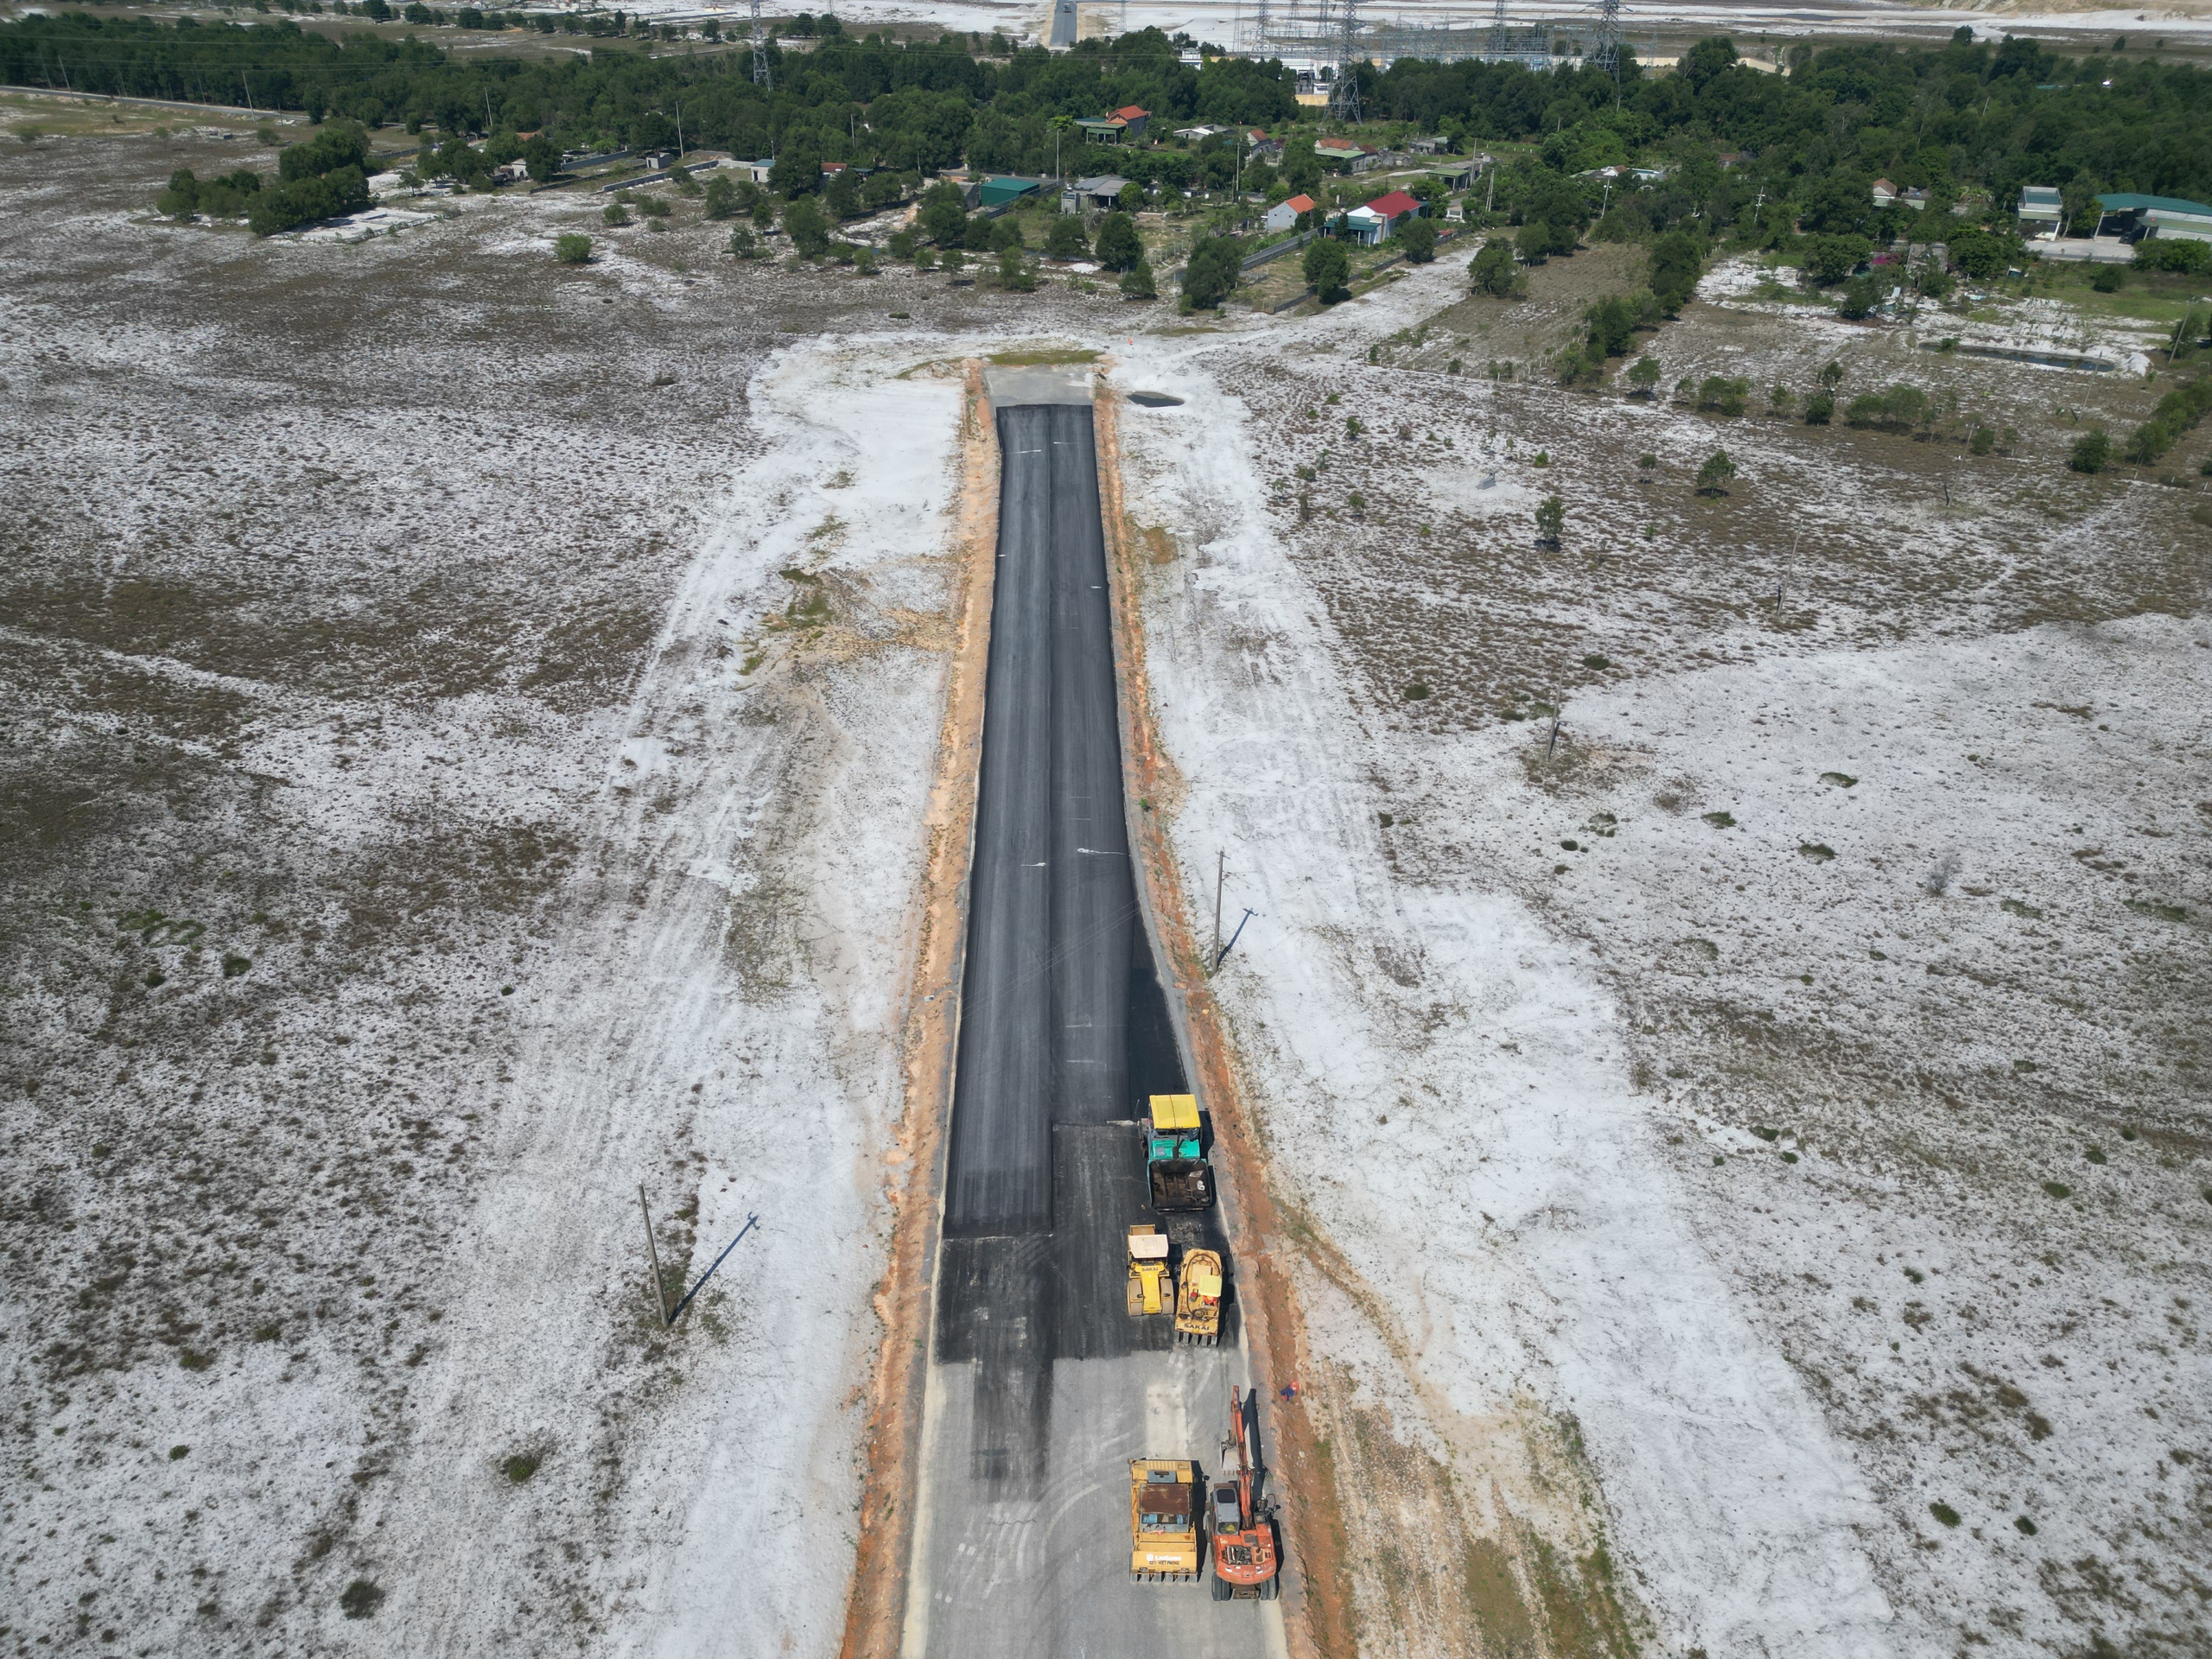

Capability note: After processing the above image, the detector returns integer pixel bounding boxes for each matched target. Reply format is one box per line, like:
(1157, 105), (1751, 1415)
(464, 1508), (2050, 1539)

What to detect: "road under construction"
(898, 368), (1288, 1659)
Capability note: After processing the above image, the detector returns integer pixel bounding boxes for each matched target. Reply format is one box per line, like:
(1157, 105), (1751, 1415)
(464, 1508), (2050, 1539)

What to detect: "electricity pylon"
(1331, 0), (1361, 123)
(750, 0), (770, 86)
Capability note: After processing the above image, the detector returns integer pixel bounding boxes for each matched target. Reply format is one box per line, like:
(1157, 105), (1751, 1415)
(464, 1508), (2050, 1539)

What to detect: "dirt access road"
(897, 368), (1290, 1659)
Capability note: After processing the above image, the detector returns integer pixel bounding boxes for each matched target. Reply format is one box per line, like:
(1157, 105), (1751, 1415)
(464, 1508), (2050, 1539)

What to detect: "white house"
(1262, 192), (1314, 232)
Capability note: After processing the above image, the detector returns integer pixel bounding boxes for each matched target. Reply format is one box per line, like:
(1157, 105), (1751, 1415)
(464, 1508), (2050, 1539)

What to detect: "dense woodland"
(6, 10), (2211, 219)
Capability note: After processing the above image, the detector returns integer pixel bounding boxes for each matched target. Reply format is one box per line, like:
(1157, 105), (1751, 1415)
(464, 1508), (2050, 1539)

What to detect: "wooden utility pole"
(639, 1184), (670, 1327)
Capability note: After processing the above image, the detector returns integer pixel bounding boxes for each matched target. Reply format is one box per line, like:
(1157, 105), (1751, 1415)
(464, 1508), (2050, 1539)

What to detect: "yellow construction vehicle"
(1174, 1249), (1224, 1345)
(1128, 1459), (1202, 1582)
(1126, 1225), (1175, 1318)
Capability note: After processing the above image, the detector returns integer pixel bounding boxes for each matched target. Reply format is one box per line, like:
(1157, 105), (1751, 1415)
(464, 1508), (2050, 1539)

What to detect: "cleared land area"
(4, 99), (2209, 1659)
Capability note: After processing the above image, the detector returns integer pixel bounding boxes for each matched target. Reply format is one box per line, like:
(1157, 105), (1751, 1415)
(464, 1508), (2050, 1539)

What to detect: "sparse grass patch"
(339, 1579), (385, 1619)
(1929, 1501), (1962, 1528)
(502, 1452), (542, 1484)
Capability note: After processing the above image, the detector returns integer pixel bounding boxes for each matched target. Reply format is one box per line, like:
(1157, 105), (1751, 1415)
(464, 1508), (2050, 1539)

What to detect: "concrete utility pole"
(639, 1185), (670, 1326)
(1213, 849), (1226, 967)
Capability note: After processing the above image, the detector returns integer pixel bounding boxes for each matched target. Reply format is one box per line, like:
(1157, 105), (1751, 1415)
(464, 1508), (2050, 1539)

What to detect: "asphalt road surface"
(901, 380), (1287, 1659)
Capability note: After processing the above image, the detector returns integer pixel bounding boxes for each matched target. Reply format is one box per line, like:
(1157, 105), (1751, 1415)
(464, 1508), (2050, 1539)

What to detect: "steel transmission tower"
(1588, 0), (1622, 73)
(750, 0), (770, 86)
(1484, 0), (1509, 59)
(1331, 0), (1361, 123)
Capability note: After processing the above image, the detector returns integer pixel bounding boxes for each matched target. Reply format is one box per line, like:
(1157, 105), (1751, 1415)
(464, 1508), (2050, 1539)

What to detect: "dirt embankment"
(1095, 385), (1359, 1659)
(837, 363), (1000, 1659)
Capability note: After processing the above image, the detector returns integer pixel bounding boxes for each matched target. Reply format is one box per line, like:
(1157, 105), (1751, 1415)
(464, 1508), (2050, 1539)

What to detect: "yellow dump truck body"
(1173, 1249), (1223, 1344)
(1126, 1225), (1174, 1317)
(1128, 1459), (1201, 1581)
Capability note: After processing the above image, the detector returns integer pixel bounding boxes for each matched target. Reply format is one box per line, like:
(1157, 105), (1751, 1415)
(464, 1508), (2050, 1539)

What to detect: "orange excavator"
(1209, 1385), (1281, 1602)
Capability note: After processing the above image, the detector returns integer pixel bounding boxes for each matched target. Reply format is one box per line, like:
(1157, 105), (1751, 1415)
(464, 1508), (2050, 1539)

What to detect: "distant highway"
(900, 377), (1287, 1659)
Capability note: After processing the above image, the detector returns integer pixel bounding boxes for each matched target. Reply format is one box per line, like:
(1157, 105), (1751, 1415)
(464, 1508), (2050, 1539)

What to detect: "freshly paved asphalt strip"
(903, 380), (1286, 1659)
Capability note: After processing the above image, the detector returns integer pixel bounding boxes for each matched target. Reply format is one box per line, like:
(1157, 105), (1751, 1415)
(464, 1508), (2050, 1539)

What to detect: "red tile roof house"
(1076, 105), (1151, 144)
(1344, 188), (1421, 245)
(1262, 191), (1315, 232)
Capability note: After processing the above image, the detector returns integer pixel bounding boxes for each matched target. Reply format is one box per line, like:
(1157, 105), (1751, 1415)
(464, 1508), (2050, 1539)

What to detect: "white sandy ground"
(367, 347), (972, 1656)
(1698, 257), (2169, 376)
(1095, 245), (2210, 1655)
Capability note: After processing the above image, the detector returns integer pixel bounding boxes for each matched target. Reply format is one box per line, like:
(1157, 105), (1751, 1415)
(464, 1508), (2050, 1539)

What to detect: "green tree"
(1395, 216), (1436, 264)
(782, 194), (830, 257)
(1094, 210), (1142, 271)
(1534, 495), (1566, 547)
(1045, 213), (1088, 258)
(1584, 295), (1638, 359)
(1470, 237), (1522, 297)
(823, 167), (861, 219)
(602, 200), (631, 226)
(554, 232), (590, 264)
(919, 182), (969, 247)
(523, 135), (559, 183)
(771, 137), (822, 199)
(1694, 450), (1737, 494)
(2059, 175), (2100, 237)
(1949, 226), (2010, 280)
(1648, 228), (1704, 315)
(1183, 234), (1242, 309)
(1801, 233), (1869, 286)
(1836, 273), (1884, 319)
(1627, 354), (1662, 396)
(728, 224), (760, 258)
(1118, 181), (1145, 214)
(988, 213), (1025, 252)
(999, 246), (1036, 290)
(702, 174), (737, 219)
(2068, 429), (2111, 473)
(1804, 390), (1835, 425)
(1304, 236), (1351, 302)
(1121, 258), (1158, 299)
(1516, 219), (1555, 264)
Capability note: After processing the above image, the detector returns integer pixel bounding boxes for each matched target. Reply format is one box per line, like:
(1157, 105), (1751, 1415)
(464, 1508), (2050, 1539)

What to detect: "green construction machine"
(1146, 1094), (1215, 1212)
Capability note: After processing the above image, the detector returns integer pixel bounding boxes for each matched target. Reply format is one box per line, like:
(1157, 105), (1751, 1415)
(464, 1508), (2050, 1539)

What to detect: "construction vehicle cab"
(1146, 1094), (1203, 1161)
(1126, 1225), (1174, 1317)
(1146, 1094), (1215, 1212)
(1128, 1459), (1201, 1582)
(1174, 1249), (1224, 1345)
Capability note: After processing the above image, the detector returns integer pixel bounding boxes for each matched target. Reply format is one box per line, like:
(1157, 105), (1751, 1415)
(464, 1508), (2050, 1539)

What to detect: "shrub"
(1695, 376), (1750, 416)
(602, 201), (631, 226)
(728, 225), (760, 258)
(553, 233), (591, 264)
(1695, 450), (1737, 495)
(2069, 429), (2111, 473)
(1929, 1502), (1962, 1528)
(340, 1580), (385, 1619)
(1627, 355), (1661, 396)
(2135, 238), (2210, 274)
(1395, 216), (1437, 263)
(1843, 384), (1930, 431)
(2121, 373), (2212, 465)
(2091, 263), (2125, 293)
(998, 246), (1035, 290)
(1120, 258), (1157, 300)
(1804, 390), (1835, 425)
